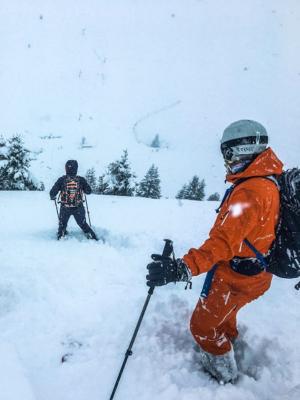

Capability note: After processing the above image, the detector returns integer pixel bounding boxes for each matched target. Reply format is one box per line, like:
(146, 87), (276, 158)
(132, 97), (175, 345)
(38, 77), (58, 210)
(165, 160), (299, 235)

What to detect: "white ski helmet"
(221, 120), (268, 163)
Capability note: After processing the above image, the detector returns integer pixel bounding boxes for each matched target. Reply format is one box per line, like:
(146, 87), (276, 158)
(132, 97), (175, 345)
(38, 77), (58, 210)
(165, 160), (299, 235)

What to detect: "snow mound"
(0, 192), (299, 399)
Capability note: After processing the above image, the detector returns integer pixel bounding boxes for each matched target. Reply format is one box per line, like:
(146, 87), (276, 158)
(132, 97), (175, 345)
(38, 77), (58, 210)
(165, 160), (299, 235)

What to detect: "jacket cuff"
(183, 254), (200, 276)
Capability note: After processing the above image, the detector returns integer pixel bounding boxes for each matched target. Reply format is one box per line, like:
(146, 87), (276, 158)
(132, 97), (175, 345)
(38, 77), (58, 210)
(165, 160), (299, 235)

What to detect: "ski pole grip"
(162, 239), (173, 258)
(147, 239), (173, 295)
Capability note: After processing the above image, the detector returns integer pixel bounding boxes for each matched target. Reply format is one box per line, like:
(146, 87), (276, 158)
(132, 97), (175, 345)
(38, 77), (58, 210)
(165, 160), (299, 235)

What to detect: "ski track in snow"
(0, 192), (299, 400)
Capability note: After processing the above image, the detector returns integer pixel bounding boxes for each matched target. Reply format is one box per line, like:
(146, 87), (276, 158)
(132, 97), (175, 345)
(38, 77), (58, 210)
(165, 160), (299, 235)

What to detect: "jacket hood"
(65, 160), (78, 176)
(226, 148), (283, 183)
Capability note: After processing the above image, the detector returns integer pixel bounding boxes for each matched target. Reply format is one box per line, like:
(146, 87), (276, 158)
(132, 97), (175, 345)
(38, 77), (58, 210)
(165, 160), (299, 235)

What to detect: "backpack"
(201, 169), (300, 299)
(60, 176), (83, 207)
(263, 169), (300, 278)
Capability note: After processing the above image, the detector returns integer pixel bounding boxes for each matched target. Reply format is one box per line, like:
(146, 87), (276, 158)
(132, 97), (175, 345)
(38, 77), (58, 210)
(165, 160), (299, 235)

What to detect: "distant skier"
(146, 120), (283, 383)
(50, 160), (98, 240)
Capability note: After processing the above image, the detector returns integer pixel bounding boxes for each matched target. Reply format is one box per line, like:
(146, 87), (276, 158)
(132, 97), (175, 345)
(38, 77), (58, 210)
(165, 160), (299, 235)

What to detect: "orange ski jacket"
(183, 148), (283, 276)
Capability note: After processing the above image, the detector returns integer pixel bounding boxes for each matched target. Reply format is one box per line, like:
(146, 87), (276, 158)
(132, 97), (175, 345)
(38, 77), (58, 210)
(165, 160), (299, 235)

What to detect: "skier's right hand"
(146, 255), (192, 287)
(50, 196), (56, 201)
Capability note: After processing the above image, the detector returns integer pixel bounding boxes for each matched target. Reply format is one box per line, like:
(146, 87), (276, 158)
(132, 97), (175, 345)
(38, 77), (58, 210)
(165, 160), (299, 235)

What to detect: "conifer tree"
(85, 168), (97, 193)
(186, 176), (205, 200)
(0, 135), (5, 147)
(106, 150), (136, 196)
(97, 174), (109, 195)
(137, 164), (161, 199)
(207, 192), (220, 201)
(151, 134), (161, 149)
(0, 135), (7, 161)
(0, 135), (38, 190)
(176, 184), (188, 200)
(176, 176), (205, 201)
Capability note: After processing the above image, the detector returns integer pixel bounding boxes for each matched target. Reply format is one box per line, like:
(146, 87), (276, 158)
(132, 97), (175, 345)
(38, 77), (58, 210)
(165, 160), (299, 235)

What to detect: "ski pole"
(84, 193), (92, 227)
(109, 239), (174, 400)
(54, 192), (63, 221)
(54, 198), (60, 221)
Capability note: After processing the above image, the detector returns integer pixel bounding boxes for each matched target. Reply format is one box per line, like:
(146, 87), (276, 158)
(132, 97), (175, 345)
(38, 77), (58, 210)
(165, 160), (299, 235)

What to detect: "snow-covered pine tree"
(105, 150), (136, 196)
(97, 174), (109, 195)
(176, 184), (188, 199)
(0, 135), (7, 160)
(151, 134), (161, 149)
(207, 192), (220, 201)
(85, 168), (97, 193)
(176, 176), (205, 201)
(0, 136), (7, 189)
(137, 164), (161, 199)
(0, 135), (38, 190)
(186, 176), (205, 200)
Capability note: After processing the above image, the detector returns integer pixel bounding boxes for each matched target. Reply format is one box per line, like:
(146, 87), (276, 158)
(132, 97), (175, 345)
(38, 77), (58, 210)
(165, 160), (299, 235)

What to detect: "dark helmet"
(65, 160), (78, 176)
(221, 120), (268, 163)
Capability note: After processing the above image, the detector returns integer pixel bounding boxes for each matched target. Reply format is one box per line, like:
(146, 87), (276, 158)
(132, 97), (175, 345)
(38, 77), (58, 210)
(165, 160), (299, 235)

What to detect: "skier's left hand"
(146, 255), (191, 287)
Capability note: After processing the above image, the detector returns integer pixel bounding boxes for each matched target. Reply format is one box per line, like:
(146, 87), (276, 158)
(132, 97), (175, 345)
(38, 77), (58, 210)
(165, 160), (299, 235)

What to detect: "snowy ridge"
(1, 1), (300, 196)
(0, 192), (299, 399)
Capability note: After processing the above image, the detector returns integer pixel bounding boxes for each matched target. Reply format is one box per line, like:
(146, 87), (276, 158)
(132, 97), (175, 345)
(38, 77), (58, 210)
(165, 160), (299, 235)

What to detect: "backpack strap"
(243, 239), (268, 269)
(215, 178), (247, 213)
(215, 187), (234, 213)
(242, 175), (279, 269)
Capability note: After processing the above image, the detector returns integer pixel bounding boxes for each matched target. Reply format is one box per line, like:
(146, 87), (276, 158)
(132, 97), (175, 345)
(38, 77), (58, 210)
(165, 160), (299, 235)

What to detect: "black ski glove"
(50, 196), (56, 201)
(146, 255), (192, 287)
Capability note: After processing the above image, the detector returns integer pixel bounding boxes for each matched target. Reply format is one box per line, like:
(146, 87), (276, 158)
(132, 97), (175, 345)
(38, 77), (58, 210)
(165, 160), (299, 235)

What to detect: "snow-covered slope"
(0, 192), (299, 400)
(1, 0), (300, 196)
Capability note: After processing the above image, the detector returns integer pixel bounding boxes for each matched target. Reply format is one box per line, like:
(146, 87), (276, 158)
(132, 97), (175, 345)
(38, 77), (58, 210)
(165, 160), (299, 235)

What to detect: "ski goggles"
(221, 136), (268, 162)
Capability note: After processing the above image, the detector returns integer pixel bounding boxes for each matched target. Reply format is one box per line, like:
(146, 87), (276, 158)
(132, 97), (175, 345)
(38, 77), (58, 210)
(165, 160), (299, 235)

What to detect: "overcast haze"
(0, 0), (299, 195)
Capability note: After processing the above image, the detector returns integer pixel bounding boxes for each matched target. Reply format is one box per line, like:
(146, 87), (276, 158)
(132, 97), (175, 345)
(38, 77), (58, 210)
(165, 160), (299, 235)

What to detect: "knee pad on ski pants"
(190, 266), (272, 356)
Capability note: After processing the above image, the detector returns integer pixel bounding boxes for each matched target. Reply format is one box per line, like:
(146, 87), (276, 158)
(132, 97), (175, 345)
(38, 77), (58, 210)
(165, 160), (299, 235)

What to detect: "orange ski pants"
(190, 264), (272, 355)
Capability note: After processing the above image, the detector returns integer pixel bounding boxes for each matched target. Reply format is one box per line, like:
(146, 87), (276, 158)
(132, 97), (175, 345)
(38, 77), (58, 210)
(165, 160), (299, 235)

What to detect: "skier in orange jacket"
(146, 120), (283, 383)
